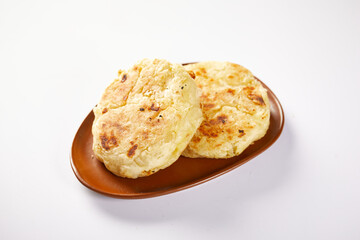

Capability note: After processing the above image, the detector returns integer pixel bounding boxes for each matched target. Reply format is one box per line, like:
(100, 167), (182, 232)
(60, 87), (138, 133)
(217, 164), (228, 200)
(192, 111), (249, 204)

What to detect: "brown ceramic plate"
(71, 72), (284, 199)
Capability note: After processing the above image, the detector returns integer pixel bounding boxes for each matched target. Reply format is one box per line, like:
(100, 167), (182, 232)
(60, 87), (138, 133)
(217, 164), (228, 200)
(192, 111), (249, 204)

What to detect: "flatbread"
(92, 59), (203, 178)
(182, 61), (270, 158)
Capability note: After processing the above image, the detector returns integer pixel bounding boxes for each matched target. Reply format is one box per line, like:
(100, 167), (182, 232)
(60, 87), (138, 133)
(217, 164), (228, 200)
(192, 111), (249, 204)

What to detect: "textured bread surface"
(92, 59), (203, 178)
(182, 61), (270, 158)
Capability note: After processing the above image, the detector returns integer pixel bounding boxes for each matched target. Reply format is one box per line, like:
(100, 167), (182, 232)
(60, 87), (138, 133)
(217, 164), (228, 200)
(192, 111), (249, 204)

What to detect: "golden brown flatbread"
(92, 59), (203, 178)
(182, 61), (270, 158)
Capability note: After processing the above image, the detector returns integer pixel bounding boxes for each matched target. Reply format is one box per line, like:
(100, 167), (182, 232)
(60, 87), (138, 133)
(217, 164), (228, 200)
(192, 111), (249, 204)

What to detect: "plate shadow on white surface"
(86, 119), (294, 227)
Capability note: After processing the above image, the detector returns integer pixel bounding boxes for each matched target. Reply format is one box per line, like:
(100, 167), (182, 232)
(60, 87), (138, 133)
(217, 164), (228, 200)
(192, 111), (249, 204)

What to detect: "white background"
(1, 0), (359, 239)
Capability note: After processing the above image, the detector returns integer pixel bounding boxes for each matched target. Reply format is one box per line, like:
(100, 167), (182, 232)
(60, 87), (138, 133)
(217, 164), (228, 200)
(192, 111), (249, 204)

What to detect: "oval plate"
(71, 75), (284, 199)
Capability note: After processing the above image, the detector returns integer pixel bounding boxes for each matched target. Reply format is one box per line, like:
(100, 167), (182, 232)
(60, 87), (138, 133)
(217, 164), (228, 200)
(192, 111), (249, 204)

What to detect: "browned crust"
(150, 103), (160, 111)
(141, 169), (155, 176)
(198, 115), (228, 138)
(209, 115), (227, 125)
(202, 103), (215, 109)
(187, 70), (196, 79)
(248, 94), (265, 106)
(121, 74), (127, 82)
(227, 89), (235, 95)
(100, 135), (118, 150)
(238, 129), (246, 137)
(127, 144), (138, 157)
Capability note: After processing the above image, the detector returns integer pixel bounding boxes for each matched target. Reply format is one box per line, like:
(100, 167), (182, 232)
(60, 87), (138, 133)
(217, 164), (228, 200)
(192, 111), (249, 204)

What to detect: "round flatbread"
(92, 59), (203, 178)
(182, 61), (270, 158)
